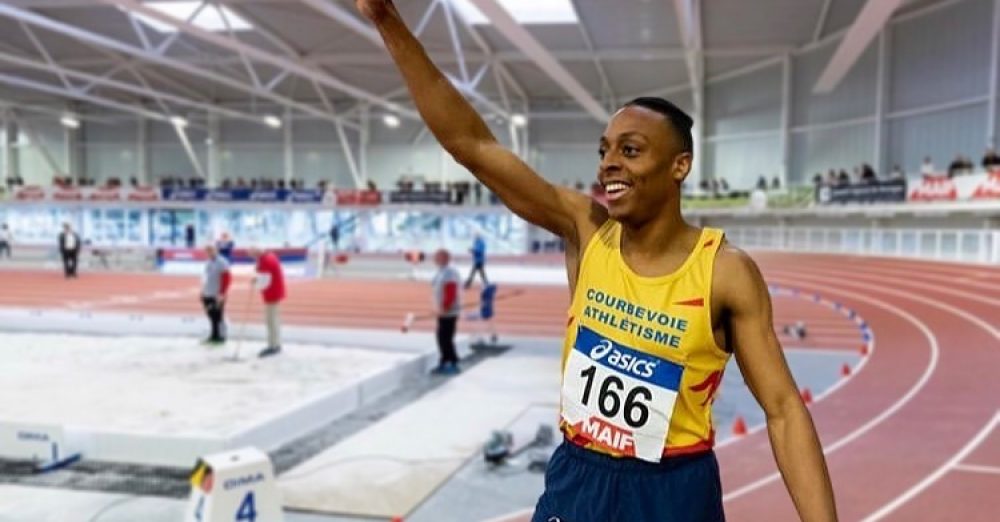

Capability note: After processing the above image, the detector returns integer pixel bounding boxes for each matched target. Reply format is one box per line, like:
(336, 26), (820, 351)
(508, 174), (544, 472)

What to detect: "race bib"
(560, 326), (684, 462)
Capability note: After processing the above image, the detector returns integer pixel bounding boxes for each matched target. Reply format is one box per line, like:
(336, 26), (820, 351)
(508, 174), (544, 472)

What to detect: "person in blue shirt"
(464, 234), (489, 289)
(466, 283), (499, 345)
(216, 232), (235, 262)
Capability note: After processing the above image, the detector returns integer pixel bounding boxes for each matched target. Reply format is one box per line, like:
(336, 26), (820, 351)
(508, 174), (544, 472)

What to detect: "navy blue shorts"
(531, 440), (725, 522)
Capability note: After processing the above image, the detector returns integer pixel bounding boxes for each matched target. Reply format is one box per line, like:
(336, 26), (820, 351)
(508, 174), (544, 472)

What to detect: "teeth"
(606, 182), (628, 193)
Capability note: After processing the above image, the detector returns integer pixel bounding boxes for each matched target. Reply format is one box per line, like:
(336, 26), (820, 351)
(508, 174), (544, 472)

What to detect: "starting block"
(0, 421), (82, 472)
(185, 447), (284, 522)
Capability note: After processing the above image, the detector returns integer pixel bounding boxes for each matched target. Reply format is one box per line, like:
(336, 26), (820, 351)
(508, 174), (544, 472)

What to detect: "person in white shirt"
(58, 223), (81, 278)
(920, 157), (936, 176)
(431, 248), (461, 375)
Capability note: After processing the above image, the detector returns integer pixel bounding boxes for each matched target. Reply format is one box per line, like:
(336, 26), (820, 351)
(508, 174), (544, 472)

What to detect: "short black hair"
(623, 97), (694, 154)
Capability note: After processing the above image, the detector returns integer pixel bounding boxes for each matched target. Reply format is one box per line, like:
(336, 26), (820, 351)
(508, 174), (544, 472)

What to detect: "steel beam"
(814, 0), (905, 93)
(0, 4), (358, 128)
(104, 0), (415, 117)
(464, 0), (608, 121)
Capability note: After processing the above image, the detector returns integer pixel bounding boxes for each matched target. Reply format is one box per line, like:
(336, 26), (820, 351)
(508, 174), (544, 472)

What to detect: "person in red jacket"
(249, 246), (286, 358)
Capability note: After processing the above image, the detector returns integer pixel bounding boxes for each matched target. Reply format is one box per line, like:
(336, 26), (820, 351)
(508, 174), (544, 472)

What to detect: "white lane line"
(790, 261), (1000, 307)
(722, 275), (938, 502)
(781, 268), (1000, 345)
(716, 286), (876, 450)
(952, 463), (1000, 476)
(861, 412), (1000, 521)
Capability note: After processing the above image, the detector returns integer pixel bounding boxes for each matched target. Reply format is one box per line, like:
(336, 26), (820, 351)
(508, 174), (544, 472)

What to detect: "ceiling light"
(511, 113), (528, 127)
(127, 1), (253, 34)
(263, 115), (282, 129)
(382, 114), (401, 128)
(449, 0), (579, 25)
(170, 116), (188, 128)
(60, 115), (80, 129)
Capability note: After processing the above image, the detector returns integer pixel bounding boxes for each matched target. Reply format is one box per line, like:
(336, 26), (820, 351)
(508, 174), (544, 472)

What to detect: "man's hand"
(355, 0), (393, 22)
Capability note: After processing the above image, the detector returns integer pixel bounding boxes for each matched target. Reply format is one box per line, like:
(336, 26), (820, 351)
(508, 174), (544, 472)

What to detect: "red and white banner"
(909, 175), (957, 202)
(972, 171), (1000, 199)
(333, 189), (382, 206)
(13, 185), (46, 201)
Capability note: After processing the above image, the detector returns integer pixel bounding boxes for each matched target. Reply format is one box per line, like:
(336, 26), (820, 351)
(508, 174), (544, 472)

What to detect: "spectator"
(431, 248), (461, 375)
(771, 176), (781, 190)
(58, 222), (81, 279)
(200, 244), (231, 346)
(0, 223), (11, 259)
(185, 224), (196, 248)
(861, 164), (877, 183)
(890, 164), (905, 179)
(756, 176), (767, 191)
(465, 234), (489, 289)
(250, 246), (286, 359)
(216, 232), (235, 262)
(330, 222), (340, 251)
(947, 154), (964, 178)
(982, 148), (1000, 170)
(921, 157), (936, 175)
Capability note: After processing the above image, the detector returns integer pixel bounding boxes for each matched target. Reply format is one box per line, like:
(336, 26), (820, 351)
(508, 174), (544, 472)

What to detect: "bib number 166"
(579, 365), (652, 428)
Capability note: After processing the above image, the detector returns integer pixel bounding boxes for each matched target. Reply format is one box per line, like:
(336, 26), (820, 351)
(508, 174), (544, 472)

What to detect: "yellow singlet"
(558, 221), (731, 461)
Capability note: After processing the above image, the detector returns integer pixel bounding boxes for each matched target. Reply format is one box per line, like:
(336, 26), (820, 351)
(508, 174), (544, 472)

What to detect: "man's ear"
(672, 152), (693, 183)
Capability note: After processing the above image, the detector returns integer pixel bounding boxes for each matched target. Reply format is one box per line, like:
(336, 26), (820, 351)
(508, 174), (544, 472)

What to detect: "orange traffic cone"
(841, 363), (852, 377)
(391, 517), (404, 522)
(800, 388), (813, 404)
(732, 416), (747, 436)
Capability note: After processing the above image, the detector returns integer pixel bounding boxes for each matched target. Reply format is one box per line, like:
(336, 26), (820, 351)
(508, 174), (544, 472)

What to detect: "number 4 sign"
(184, 447), (284, 522)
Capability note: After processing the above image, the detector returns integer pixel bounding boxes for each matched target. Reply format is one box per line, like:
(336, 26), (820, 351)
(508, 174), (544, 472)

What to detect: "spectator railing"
(725, 225), (998, 265)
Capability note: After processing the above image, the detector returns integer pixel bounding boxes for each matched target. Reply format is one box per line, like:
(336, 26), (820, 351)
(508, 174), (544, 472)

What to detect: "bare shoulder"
(554, 185), (610, 248)
(713, 242), (769, 310)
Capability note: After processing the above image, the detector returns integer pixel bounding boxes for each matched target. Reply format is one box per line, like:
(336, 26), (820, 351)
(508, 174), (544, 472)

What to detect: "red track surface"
(1, 253), (998, 521)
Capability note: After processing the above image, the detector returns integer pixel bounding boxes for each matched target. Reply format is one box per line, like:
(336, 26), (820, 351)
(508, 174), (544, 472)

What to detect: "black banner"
(387, 190), (453, 204)
(816, 179), (907, 205)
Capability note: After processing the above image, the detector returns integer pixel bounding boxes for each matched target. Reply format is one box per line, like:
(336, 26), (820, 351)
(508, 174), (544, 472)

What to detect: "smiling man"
(355, 1), (836, 521)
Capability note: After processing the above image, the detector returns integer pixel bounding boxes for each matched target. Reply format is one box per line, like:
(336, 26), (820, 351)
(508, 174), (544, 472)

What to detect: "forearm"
(767, 400), (837, 522)
(370, 4), (495, 164)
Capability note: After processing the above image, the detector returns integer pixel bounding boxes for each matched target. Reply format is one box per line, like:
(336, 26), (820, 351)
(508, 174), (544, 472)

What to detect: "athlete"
(354, 1), (836, 520)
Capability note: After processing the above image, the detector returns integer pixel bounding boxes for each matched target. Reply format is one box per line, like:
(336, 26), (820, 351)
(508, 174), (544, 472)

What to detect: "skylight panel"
(448, 0), (579, 25)
(128, 1), (254, 33)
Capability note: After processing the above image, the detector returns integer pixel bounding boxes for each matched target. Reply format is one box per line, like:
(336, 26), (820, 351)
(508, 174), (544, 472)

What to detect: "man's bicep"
(726, 252), (799, 414)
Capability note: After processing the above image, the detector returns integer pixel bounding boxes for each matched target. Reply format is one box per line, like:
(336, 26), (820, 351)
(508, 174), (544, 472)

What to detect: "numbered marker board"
(184, 447), (283, 522)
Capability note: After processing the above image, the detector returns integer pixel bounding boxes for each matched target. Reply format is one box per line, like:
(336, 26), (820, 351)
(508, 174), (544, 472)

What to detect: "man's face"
(597, 105), (691, 225)
(205, 245), (217, 259)
(434, 250), (449, 267)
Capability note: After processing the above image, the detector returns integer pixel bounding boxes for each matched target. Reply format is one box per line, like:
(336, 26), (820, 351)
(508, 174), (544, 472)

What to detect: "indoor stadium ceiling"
(0, 0), (950, 125)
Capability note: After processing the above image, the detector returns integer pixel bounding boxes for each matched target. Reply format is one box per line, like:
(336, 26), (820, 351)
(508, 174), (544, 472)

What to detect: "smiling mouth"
(604, 181), (632, 202)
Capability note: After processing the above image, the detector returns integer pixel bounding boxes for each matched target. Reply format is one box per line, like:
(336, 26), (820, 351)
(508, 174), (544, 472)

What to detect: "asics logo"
(588, 338), (658, 379)
(589, 340), (613, 359)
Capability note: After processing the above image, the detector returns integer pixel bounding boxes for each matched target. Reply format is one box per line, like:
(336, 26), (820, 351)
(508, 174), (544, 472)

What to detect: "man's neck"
(620, 210), (695, 258)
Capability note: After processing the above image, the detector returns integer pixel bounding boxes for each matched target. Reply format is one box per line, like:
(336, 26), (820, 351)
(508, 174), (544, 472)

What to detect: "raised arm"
(716, 247), (838, 522)
(355, 0), (605, 243)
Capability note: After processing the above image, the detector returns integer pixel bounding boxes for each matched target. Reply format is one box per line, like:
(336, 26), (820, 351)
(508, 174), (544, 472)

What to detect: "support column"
(65, 112), (80, 182)
(874, 29), (890, 175)
(359, 105), (370, 184)
(988, 0), (1000, 148)
(1, 112), (11, 185)
(136, 115), (149, 185)
(283, 107), (293, 186)
(206, 113), (220, 188)
(779, 53), (792, 188)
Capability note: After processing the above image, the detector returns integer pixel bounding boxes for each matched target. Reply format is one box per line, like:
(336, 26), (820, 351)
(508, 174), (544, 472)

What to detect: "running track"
(0, 254), (997, 521)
